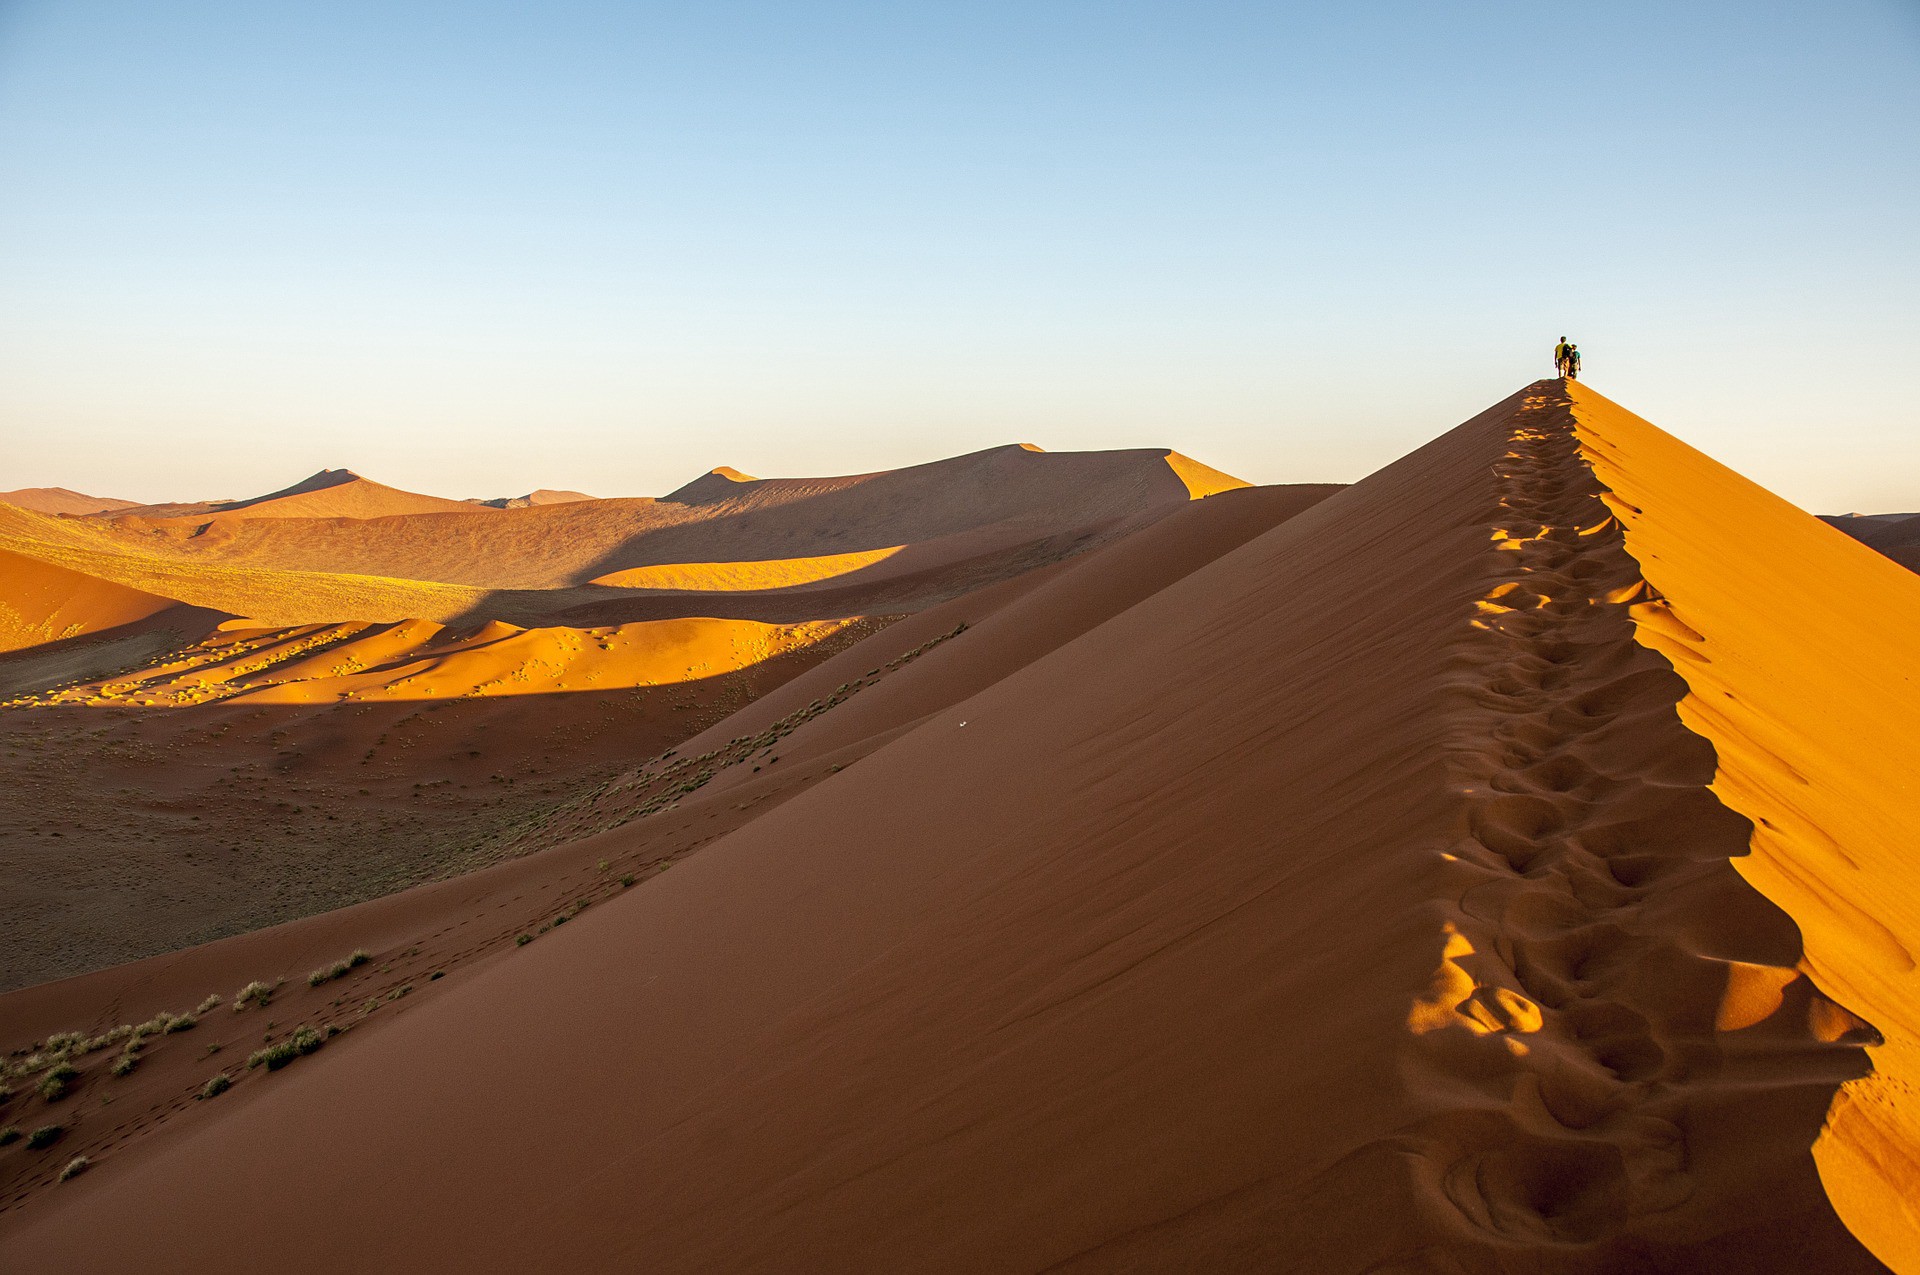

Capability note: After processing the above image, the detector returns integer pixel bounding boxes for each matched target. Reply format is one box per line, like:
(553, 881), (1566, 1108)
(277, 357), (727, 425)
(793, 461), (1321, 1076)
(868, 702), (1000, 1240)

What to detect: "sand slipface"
(1570, 381), (1920, 1271)
(0, 384), (1904, 1271)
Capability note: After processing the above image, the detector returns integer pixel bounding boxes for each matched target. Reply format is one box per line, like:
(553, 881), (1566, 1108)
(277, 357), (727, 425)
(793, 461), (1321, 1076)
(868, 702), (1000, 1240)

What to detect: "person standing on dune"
(1554, 336), (1570, 376)
(1565, 343), (1581, 380)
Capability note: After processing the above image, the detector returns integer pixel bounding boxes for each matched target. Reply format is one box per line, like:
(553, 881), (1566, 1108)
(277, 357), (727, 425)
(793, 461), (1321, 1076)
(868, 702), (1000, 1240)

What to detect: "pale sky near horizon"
(1, 1), (1915, 510)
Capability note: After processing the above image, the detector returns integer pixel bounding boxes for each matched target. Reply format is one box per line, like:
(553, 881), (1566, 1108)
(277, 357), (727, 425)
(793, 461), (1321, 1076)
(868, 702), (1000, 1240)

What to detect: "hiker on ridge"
(1565, 343), (1582, 381)
(1554, 336), (1570, 376)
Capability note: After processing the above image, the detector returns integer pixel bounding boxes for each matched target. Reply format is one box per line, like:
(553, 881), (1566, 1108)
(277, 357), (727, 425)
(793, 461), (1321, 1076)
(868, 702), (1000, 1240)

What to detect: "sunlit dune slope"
(0, 488), (139, 516)
(591, 546), (906, 591)
(108, 469), (482, 526)
(0, 548), (209, 654)
(4, 384), (1888, 1272)
(18, 614), (867, 708)
(1571, 381), (1920, 1271)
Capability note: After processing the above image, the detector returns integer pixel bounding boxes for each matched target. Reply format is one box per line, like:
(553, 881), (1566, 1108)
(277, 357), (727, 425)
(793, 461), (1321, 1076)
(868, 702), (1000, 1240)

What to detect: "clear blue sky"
(1, 1), (1915, 509)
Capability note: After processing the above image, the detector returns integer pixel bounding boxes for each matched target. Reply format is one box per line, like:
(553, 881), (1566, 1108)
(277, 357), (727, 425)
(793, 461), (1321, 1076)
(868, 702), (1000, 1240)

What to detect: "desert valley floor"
(0, 381), (1915, 1272)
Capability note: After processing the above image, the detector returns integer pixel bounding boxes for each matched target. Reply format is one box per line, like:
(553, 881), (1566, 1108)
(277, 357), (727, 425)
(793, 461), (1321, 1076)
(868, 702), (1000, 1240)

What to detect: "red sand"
(2, 384), (1907, 1271)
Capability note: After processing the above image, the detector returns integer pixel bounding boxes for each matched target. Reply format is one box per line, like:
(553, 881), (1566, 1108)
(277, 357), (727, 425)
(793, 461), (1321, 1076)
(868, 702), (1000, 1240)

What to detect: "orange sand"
(0, 548), (202, 653)
(1572, 381), (1920, 1271)
(13, 614), (867, 708)
(0, 488), (139, 517)
(0, 385), (1896, 1272)
(591, 546), (907, 591)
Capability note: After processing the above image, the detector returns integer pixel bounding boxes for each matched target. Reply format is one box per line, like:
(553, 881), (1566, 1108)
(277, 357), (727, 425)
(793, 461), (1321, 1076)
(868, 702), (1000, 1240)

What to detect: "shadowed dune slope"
(1572, 381), (1920, 1272)
(2, 384), (1890, 1272)
(1821, 512), (1920, 575)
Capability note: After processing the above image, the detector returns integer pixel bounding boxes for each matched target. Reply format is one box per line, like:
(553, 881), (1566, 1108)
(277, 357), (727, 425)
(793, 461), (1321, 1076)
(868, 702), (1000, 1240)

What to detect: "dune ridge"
(0, 384), (1897, 1271)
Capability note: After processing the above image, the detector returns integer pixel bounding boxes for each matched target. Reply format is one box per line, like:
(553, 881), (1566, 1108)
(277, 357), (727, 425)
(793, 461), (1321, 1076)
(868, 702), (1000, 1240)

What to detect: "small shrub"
(110, 1051), (139, 1078)
(515, 934), (532, 946)
(27, 1124), (62, 1150)
(429, 971), (444, 981)
(37, 1064), (78, 1102)
(233, 981), (272, 1011)
(164, 1013), (197, 1034)
(246, 1025), (325, 1072)
(307, 950), (372, 988)
(195, 993), (222, 1014)
(43, 1032), (82, 1053)
(198, 1074), (231, 1100)
(619, 874), (635, 888)
(0, 1126), (18, 1146)
(58, 1155), (88, 1182)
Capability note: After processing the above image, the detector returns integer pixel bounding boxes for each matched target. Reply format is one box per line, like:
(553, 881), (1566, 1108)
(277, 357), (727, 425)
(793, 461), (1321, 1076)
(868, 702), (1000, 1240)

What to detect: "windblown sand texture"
(0, 387), (1913, 1272)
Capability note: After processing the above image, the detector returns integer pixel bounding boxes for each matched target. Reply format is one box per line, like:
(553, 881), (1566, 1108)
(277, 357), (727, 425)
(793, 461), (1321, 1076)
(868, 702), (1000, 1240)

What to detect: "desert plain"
(0, 379), (1916, 1272)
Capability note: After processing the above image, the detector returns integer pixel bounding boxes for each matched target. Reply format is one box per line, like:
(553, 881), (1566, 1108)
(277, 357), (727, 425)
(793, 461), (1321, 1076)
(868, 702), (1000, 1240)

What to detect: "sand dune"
(0, 548), (211, 654)
(0, 488), (139, 517)
(107, 468), (483, 526)
(468, 488), (596, 509)
(1572, 381), (1920, 1269)
(2, 384), (1904, 1271)
(0, 441), (1277, 997)
(17, 613), (867, 708)
(590, 546), (907, 591)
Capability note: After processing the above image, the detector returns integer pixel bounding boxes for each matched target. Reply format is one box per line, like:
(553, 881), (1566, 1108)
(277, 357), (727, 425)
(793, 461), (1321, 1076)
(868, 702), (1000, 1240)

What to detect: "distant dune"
(1, 384), (1913, 1270)
(0, 487), (139, 516)
(467, 488), (596, 509)
(1822, 511), (1920, 574)
(0, 441), (1290, 1000)
(105, 468), (487, 526)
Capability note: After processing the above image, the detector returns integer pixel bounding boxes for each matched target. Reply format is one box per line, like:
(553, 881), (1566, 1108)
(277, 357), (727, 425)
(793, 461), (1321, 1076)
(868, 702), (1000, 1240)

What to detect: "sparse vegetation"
(516, 933), (533, 946)
(37, 1064), (78, 1102)
(0, 1126), (19, 1146)
(195, 993), (223, 1013)
(308, 950), (371, 987)
(110, 1049), (140, 1078)
(619, 874), (635, 887)
(233, 981), (273, 1011)
(164, 1013), (197, 1033)
(247, 1025), (326, 1071)
(27, 1124), (63, 1150)
(58, 1155), (89, 1182)
(198, 1074), (231, 1099)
